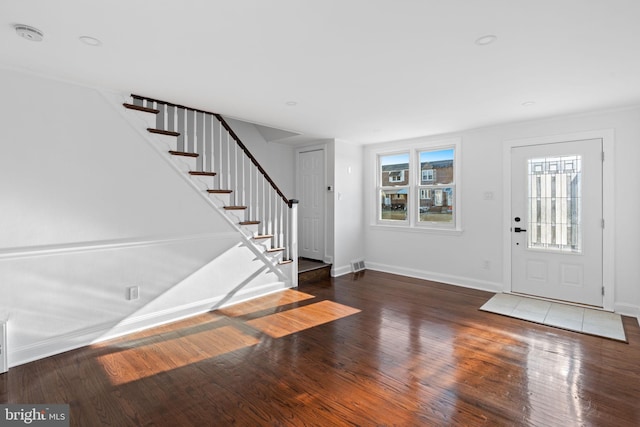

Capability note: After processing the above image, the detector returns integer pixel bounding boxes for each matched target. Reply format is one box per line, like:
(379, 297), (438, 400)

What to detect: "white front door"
(298, 149), (325, 261)
(511, 139), (603, 306)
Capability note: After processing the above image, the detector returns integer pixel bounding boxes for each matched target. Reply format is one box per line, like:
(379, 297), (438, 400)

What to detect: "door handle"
(514, 227), (527, 233)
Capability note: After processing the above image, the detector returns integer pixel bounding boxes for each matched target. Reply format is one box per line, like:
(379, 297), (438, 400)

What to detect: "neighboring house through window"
(422, 169), (435, 182)
(389, 170), (405, 183)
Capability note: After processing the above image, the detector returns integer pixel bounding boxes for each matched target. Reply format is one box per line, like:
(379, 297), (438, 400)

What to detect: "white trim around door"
(502, 129), (615, 311)
(295, 143), (329, 263)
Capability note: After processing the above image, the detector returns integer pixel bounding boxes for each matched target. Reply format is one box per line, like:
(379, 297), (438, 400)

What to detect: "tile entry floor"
(480, 293), (627, 342)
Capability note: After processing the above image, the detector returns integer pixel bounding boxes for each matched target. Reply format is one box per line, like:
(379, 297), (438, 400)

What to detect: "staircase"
(123, 94), (298, 285)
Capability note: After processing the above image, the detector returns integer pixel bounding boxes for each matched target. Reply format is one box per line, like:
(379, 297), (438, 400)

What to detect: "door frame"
(295, 142), (330, 263)
(502, 129), (615, 311)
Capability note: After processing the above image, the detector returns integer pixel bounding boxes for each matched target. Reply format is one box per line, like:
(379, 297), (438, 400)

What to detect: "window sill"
(369, 223), (464, 236)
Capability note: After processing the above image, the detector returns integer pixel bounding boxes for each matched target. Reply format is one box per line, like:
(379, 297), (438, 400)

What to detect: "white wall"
(333, 140), (364, 275)
(364, 107), (640, 317)
(0, 67), (288, 367)
(224, 118), (296, 197)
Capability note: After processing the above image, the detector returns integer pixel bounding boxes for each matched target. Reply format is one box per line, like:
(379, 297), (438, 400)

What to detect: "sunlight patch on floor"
(246, 300), (361, 338)
(98, 325), (260, 385)
(218, 289), (316, 317)
(97, 290), (360, 386)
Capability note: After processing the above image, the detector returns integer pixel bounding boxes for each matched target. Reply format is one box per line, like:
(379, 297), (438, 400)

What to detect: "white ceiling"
(2, 0), (640, 144)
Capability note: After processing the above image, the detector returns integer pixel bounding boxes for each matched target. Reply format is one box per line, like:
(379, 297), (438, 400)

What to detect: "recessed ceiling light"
(79, 36), (102, 47)
(522, 101), (536, 107)
(285, 101), (298, 106)
(15, 25), (44, 42)
(475, 35), (497, 46)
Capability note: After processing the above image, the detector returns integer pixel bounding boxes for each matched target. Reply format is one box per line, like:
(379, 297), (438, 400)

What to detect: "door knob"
(514, 227), (527, 233)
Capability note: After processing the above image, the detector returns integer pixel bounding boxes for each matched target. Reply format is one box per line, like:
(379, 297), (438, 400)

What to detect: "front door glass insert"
(527, 155), (582, 253)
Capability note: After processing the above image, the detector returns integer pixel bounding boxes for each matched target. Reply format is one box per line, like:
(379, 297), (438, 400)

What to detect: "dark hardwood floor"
(2, 270), (640, 426)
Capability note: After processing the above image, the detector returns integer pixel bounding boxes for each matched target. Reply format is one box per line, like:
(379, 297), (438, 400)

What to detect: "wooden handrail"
(131, 94), (292, 207)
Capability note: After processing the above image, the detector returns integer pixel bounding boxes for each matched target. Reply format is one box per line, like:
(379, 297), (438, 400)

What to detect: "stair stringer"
(100, 90), (295, 288)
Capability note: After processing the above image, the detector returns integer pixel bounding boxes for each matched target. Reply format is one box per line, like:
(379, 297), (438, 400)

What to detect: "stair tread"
(189, 171), (217, 176)
(148, 128), (180, 137)
(224, 206), (247, 210)
(279, 259), (294, 265)
(207, 189), (233, 194)
(253, 234), (274, 240)
(169, 150), (199, 158)
(239, 221), (261, 225)
(123, 103), (159, 114)
(266, 247), (285, 253)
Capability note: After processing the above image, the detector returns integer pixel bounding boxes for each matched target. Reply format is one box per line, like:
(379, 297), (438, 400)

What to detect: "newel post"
(289, 199), (299, 287)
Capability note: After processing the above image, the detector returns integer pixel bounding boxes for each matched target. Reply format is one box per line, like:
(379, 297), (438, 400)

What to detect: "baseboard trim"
(614, 302), (640, 320)
(331, 264), (353, 277)
(9, 281), (290, 368)
(368, 263), (639, 319)
(366, 262), (502, 293)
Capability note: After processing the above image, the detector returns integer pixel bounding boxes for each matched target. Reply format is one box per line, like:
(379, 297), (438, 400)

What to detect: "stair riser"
(209, 193), (231, 206)
(265, 251), (284, 262)
(127, 109), (158, 129)
(190, 175), (216, 188)
(253, 238), (273, 251)
(239, 223), (260, 236)
(224, 209), (247, 223)
(298, 266), (331, 285)
(169, 155), (198, 172)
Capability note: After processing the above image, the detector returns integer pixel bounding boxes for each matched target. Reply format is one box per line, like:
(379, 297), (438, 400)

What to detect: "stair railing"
(130, 94), (298, 264)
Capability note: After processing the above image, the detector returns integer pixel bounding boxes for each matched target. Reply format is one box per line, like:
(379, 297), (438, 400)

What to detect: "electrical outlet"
(483, 260), (491, 270)
(126, 286), (140, 301)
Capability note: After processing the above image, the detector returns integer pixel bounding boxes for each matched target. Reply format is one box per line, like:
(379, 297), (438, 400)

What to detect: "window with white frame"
(375, 141), (459, 230)
(379, 153), (410, 222)
(418, 148), (455, 225)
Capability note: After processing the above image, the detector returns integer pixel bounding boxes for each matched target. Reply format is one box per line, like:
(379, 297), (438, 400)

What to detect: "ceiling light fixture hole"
(15, 25), (44, 42)
(475, 35), (497, 46)
(79, 36), (102, 47)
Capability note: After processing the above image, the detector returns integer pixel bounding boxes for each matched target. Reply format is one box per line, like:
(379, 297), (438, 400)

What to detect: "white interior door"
(298, 149), (325, 261)
(511, 139), (603, 306)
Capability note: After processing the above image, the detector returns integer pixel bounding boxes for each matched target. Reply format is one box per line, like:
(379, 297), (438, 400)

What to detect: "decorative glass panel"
(527, 155), (582, 253)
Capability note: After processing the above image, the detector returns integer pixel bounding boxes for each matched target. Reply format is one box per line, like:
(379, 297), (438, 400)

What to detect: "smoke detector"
(15, 25), (44, 42)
